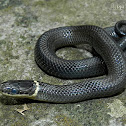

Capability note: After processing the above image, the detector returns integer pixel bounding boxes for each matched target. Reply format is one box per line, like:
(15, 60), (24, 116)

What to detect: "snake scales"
(0, 20), (126, 103)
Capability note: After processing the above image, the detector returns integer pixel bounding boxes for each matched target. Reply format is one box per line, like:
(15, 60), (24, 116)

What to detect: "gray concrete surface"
(0, 0), (126, 126)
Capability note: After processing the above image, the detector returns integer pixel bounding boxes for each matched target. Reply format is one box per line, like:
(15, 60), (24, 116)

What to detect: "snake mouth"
(115, 20), (126, 36)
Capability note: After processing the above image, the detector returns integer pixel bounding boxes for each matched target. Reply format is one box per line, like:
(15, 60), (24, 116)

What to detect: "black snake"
(0, 20), (126, 103)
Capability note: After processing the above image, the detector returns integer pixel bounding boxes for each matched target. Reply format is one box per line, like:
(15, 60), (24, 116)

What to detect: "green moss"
(122, 116), (126, 125)
(33, 0), (75, 24)
(0, 0), (22, 10)
(19, 35), (27, 41)
(34, 1), (45, 6)
(15, 13), (38, 27)
(55, 114), (81, 126)
(0, 41), (19, 65)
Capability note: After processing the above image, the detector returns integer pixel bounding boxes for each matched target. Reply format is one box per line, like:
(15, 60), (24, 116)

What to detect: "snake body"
(0, 20), (126, 103)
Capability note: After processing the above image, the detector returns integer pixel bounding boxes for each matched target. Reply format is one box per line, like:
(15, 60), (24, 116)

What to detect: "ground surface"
(0, 0), (126, 126)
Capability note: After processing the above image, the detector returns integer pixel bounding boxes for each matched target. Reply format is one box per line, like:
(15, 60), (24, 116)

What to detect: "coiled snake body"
(0, 20), (126, 103)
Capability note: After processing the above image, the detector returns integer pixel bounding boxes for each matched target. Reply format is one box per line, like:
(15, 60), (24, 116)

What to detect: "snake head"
(0, 80), (37, 98)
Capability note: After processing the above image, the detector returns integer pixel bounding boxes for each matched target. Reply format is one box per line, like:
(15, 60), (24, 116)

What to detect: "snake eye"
(11, 88), (18, 94)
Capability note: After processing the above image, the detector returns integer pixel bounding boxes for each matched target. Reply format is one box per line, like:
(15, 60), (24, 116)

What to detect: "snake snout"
(115, 20), (126, 36)
(0, 81), (11, 93)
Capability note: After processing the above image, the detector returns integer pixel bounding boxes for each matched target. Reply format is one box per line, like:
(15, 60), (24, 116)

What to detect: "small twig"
(15, 104), (29, 115)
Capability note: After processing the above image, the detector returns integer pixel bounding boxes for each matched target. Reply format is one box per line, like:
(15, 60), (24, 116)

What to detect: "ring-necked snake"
(0, 20), (126, 103)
